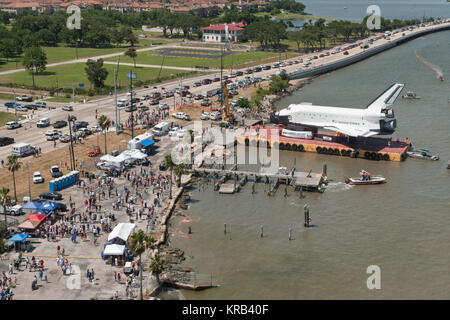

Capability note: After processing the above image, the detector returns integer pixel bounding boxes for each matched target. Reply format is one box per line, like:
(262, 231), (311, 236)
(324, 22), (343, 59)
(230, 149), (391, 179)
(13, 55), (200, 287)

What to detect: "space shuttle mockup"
(272, 83), (405, 138)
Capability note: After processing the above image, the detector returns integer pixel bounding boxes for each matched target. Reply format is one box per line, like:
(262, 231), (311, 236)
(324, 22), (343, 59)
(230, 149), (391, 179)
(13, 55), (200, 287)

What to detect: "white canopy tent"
(122, 149), (147, 160)
(107, 223), (136, 242)
(99, 154), (117, 162)
(103, 244), (126, 256)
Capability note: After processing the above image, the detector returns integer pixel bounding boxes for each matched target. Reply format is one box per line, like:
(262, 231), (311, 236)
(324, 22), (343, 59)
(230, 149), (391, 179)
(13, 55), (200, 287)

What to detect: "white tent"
(123, 149), (147, 160)
(99, 154), (117, 162)
(103, 244), (126, 256)
(107, 223), (136, 242)
(115, 153), (134, 163)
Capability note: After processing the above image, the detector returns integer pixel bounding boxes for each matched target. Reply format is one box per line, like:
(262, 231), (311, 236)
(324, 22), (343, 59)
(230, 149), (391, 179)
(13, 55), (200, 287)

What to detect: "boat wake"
(325, 182), (354, 192)
(414, 50), (444, 81)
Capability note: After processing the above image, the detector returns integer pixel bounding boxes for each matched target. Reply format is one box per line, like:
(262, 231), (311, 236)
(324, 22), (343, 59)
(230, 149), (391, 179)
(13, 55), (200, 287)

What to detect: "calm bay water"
(167, 30), (450, 299)
(298, 0), (450, 21)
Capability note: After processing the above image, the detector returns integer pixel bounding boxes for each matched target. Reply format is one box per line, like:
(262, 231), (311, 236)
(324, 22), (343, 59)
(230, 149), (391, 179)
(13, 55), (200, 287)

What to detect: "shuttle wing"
(366, 83), (404, 111)
(323, 126), (378, 138)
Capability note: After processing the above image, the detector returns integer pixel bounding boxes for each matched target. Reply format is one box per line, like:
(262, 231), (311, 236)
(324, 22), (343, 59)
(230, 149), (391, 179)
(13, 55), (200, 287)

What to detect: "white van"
(11, 143), (35, 157)
(6, 121), (21, 130)
(151, 122), (169, 136)
(37, 117), (50, 128)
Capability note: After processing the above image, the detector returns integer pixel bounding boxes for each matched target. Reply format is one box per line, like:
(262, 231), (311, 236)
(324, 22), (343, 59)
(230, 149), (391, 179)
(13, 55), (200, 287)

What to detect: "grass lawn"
(0, 92), (15, 100)
(107, 50), (296, 70)
(0, 111), (25, 127)
(0, 45), (133, 73)
(0, 63), (197, 89)
(254, 11), (336, 22)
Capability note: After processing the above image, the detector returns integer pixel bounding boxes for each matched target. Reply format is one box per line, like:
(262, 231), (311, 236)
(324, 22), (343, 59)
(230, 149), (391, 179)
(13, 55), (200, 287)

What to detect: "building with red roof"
(202, 22), (246, 43)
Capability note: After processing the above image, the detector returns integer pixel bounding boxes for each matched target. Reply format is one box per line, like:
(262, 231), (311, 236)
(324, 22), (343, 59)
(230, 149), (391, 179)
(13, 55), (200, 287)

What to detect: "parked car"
(140, 94), (151, 100)
(53, 120), (67, 128)
(5, 121), (21, 130)
(193, 82), (202, 87)
(201, 99), (212, 106)
(176, 129), (187, 138)
(39, 191), (63, 201)
(0, 136), (14, 147)
(201, 78), (212, 85)
(125, 105), (137, 112)
(50, 165), (63, 178)
(138, 105), (149, 111)
(90, 125), (102, 133)
(164, 91), (174, 98)
(72, 121), (88, 131)
(194, 94), (204, 100)
(200, 113), (210, 120)
(235, 71), (243, 76)
(34, 102), (47, 108)
(37, 117), (51, 128)
(25, 104), (38, 110)
(149, 99), (159, 105)
(168, 127), (181, 137)
(16, 95), (32, 102)
(62, 105), (73, 111)
(33, 171), (44, 184)
(59, 134), (73, 143)
(159, 103), (169, 110)
(172, 112), (190, 120)
(45, 130), (61, 141)
(343, 51), (349, 55)
(262, 65), (271, 70)
(16, 106), (29, 112)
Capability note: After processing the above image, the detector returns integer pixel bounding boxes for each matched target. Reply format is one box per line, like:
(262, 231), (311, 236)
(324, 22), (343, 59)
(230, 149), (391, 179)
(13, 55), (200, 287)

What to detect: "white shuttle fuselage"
(273, 83), (405, 138)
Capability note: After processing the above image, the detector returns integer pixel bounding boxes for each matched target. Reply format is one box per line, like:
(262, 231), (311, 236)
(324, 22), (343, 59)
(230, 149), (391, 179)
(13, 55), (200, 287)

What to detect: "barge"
(235, 126), (411, 162)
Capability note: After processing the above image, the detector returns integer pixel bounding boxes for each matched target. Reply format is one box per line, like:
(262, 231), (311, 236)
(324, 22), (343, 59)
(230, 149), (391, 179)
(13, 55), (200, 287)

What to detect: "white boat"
(406, 148), (439, 160)
(345, 170), (386, 185)
(402, 91), (421, 99)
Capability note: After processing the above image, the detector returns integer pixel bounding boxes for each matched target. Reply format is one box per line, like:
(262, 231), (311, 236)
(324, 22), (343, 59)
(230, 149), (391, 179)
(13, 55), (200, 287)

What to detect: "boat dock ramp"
(187, 167), (326, 194)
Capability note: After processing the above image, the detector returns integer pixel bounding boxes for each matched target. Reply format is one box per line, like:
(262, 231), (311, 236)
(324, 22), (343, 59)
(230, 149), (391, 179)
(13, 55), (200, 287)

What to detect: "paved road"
(0, 22), (448, 162)
(102, 61), (217, 72)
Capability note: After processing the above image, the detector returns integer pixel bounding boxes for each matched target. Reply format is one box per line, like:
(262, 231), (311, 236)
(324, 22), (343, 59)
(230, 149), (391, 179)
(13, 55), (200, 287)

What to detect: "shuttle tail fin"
(366, 83), (404, 111)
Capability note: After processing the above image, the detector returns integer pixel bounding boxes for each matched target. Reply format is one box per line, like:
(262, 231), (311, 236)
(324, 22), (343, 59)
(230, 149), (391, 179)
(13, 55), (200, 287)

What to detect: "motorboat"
(406, 148), (439, 160)
(345, 170), (386, 185)
(402, 91), (421, 99)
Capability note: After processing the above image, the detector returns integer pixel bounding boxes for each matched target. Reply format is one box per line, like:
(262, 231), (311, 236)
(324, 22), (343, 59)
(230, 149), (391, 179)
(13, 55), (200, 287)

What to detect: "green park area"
(108, 50), (298, 70)
(0, 63), (196, 90)
(0, 111), (25, 126)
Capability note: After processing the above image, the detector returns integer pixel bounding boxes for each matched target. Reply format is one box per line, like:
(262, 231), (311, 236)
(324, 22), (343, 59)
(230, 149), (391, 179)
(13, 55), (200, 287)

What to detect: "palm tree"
(97, 114), (111, 154)
(164, 154), (175, 199)
(0, 187), (11, 234)
(128, 230), (156, 300)
(7, 155), (21, 202)
(174, 163), (185, 187)
(149, 253), (165, 285)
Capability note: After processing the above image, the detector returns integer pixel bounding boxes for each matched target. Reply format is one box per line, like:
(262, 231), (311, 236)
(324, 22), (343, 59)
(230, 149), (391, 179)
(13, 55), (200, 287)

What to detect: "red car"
(88, 146), (101, 157)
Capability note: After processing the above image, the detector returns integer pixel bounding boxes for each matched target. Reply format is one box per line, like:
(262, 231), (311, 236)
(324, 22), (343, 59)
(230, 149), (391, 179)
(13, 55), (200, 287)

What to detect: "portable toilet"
(49, 180), (55, 192)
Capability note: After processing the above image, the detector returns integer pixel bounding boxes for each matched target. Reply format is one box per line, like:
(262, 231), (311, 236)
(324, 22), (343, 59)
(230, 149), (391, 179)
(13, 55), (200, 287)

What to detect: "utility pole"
(72, 86), (75, 104)
(13, 90), (17, 122)
(68, 115), (75, 171)
(129, 69), (135, 139)
(220, 47), (224, 110)
(114, 68), (119, 134)
(26, 162), (31, 199)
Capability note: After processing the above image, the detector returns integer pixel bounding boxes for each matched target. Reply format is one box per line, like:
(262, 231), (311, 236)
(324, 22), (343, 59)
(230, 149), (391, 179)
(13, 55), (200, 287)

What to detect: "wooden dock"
(189, 167), (325, 192)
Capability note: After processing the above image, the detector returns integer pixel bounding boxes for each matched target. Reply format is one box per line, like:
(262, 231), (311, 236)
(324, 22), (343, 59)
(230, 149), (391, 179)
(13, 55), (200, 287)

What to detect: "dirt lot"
(0, 130), (144, 201)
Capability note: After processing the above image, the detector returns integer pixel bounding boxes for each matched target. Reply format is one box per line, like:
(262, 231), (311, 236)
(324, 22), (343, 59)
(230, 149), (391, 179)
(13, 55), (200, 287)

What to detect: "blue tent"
(139, 139), (155, 147)
(22, 201), (42, 210)
(8, 233), (29, 242)
(41, 201), (58, 212)
(33, 209), (52, 216)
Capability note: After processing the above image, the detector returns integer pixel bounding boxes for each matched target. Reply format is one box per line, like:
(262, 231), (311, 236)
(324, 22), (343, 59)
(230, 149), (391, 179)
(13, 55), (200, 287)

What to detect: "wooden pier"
(189, 167), (325, 192)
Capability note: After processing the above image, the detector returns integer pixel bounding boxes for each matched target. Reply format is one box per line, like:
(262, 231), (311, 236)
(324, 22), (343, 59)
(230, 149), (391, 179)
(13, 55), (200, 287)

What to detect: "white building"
(202, 22), (246, 43)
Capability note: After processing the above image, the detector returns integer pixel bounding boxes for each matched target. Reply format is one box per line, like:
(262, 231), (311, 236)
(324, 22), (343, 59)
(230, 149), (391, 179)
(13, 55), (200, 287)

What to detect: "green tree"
(23, 46), (47, 87)
(84, 59), (109, 89)
(237, 97), (251, 109)
(174, 163), (186, 187)
(6, 155), (21, 202)
(0, 38), (15, 62)
(97, 114), (111, 154)
(0, 187), (11, 235)
(269, 75), (289, 94)
(164, 154), (175, 199)
(125, 48), (137, 68)
(149, 253), (165, 285)
(128, 230), (156, 300)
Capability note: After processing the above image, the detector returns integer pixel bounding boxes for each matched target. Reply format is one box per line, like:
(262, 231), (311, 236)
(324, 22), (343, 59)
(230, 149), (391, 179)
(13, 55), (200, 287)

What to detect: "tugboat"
(406, 147), (439, 161)
(402, 91), (421, 99)
(345, 170), (386, 185)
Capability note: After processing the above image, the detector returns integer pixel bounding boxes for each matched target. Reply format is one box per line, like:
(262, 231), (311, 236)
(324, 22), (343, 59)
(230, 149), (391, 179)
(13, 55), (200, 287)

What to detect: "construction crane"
(222, 84), (234, 123)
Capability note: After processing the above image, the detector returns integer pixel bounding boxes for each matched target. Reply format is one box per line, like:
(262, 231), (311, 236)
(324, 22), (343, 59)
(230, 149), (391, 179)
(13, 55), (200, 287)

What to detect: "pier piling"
(260, 225), (263, 238)
(224, 223), (227, 234)
(304, 204), (311, 228)
(188, 226), (192, 234)
(289, 228), (292, 240)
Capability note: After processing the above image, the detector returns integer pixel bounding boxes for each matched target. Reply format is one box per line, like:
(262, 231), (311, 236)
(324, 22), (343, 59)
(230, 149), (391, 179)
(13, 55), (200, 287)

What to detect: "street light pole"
(129, 69), (135, 139)
(13, 90), (17, 122)
(68, 115), (75, 171)
(26, 162), (31, 199)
